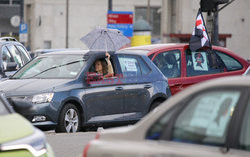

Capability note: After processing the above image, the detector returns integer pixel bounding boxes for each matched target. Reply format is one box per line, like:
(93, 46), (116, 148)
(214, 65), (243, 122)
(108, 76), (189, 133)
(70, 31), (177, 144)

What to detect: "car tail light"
(83, 133), (100, 157)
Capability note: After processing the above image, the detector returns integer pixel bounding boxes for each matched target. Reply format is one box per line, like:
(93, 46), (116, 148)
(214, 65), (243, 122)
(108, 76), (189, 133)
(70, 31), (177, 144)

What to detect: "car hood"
(0, 79), (74, 96)
(0, 113), (34, 144)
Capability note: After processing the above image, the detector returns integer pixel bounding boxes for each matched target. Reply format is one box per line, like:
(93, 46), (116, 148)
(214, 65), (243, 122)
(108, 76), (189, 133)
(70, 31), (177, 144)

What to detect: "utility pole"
(20, 0), (24, 23)
(108, 0), (112, 11)
(212, 5), (219, 46)
(66, 0), (69, 48)
(200, 0), (234, 46)
(147, 0), (151, 25)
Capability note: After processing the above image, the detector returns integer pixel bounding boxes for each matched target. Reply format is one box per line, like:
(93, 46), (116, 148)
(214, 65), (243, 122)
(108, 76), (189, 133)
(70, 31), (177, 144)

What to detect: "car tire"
(55, 103), (81, 133)
(149, 101), (162, 112)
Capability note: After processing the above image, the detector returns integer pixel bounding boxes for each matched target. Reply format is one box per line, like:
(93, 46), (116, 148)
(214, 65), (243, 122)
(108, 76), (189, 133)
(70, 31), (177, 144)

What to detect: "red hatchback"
(123, 44), (249, 95)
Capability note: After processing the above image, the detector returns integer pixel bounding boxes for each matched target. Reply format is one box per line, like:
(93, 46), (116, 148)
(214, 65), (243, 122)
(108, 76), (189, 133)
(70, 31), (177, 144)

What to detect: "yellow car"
(0, 92), (54, 157)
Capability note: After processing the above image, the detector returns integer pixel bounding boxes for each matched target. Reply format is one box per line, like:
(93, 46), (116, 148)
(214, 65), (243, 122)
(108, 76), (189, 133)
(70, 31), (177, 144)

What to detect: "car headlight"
(29, 93), (54, 104)
(1, 128), (47, 156)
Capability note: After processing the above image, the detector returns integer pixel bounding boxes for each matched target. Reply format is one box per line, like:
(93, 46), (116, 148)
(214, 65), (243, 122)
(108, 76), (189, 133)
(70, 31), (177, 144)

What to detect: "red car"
(123, 44), (249, 95)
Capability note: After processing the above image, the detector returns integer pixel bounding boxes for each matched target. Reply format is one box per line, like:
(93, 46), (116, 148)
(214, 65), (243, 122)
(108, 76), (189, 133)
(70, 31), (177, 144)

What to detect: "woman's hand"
(106, 52), (110, 60)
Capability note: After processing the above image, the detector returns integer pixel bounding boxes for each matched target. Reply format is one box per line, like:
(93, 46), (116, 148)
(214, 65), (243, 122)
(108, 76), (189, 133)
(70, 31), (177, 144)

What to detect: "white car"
(83, 76), (250, 157)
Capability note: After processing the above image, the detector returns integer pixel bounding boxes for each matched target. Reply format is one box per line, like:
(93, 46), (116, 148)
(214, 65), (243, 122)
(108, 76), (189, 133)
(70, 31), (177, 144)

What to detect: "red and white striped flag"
(189, 9), (211, 51)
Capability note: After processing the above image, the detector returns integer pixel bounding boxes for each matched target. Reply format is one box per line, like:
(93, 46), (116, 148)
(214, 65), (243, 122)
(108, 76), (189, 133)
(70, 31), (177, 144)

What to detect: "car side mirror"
(85, 72), (103, 84)
(5, 62), (17, 72)
(9, 98), (34, 115)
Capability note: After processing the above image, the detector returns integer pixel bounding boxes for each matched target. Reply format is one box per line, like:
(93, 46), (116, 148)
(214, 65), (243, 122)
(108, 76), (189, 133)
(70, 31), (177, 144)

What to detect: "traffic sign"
(19, 23), (28, 42)
(19, 23), (28, 34)
(107, 24), (133, 37)
(107, 11), (133, 37)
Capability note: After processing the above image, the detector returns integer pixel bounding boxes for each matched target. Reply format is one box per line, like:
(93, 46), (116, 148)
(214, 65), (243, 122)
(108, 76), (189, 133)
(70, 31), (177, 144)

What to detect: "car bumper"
(9, 99), (59, 129)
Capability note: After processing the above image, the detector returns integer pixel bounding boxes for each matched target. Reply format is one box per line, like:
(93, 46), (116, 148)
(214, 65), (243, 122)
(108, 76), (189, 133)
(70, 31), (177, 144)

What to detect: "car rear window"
(215, 51), (243, 71)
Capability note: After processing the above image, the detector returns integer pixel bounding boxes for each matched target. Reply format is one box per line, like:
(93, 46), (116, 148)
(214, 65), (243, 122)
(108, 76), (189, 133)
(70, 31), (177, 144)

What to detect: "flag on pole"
(189, 9), (211, 52)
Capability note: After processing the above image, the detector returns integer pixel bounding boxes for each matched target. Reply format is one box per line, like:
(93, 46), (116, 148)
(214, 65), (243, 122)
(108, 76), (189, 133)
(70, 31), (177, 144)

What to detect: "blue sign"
(107, 24), (133, 37)
(19, 23), (28, 34)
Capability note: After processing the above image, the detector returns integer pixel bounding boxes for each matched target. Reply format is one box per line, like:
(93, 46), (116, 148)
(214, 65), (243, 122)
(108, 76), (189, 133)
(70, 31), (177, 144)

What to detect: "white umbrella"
(80, 27), (130, 52)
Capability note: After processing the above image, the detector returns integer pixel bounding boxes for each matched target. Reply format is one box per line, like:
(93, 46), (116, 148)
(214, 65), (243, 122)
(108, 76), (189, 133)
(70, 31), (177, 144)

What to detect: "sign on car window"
(173, 90), (241, 145)
(118, 55), (141, 77)
(190, 91), (239, 136)
(192, 51), (208, 71)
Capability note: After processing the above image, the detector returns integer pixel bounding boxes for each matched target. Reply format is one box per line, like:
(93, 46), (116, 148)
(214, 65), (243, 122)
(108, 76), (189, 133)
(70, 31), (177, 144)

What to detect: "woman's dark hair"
(95, 59), (108, 74)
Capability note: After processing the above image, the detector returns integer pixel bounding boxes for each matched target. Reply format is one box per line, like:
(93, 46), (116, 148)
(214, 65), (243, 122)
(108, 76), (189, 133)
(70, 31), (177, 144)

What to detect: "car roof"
(122, 43), (187, 53)
(35, 48), (81, 53)
(39, 49), (89, 56)
(38, 49), (149, 57)
(122, 43), (232, 55)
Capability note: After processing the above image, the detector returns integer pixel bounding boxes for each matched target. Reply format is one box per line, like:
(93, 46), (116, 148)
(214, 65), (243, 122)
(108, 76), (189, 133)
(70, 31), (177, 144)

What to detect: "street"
(45, 131), (96, 157)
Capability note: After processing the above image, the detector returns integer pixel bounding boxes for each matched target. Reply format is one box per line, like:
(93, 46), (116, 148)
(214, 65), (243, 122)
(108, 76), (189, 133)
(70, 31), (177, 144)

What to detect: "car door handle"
(115, 87), (123, 91)
(144, 84), (152, 89)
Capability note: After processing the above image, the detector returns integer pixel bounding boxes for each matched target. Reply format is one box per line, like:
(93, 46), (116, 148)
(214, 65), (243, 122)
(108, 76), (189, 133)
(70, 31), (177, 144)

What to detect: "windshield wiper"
(20, 60), (84, 79)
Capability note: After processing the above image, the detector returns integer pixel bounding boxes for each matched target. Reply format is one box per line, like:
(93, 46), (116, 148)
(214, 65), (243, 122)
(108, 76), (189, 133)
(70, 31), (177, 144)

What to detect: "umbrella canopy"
(80, 27), (130, 52)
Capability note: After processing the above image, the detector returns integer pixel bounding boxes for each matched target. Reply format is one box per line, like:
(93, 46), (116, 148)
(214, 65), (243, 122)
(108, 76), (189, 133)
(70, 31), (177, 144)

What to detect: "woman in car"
(94, 52), (114, 78)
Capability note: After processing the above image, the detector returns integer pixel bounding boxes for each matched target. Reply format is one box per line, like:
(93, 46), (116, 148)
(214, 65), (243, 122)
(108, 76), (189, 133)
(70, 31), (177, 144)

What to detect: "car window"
(6, 45), (23, 68)
(239, 98), (250, 151)
(137, 57), (151, 75)
(215, 51), (243, 71)
(146, 106), (177, 140)
(16, 45), (30, 64)
(172, 90), (241, 146)
(2, 46), (15, 70)
(186, 50), (225, 77)
(153, 50), (181, 78)
(117, 55), (141, 77)
(0, 99), (9, 115)
(148, 54), (154, 60)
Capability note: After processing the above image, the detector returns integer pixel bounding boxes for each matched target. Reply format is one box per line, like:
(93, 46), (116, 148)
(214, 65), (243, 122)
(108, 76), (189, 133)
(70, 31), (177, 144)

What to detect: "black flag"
(189, 9), (211, 52)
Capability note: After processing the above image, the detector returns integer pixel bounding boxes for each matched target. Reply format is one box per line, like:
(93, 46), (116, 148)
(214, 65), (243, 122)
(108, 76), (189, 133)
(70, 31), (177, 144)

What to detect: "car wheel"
(149, 101), (162, 112)
(55, 103), (81, 133)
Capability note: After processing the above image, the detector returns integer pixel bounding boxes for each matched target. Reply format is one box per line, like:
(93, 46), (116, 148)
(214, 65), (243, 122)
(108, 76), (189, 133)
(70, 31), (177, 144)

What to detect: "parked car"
(0, 49), (171, 133)
(83, 76), (250, 157)
(0, 37), (31, 78)
(0, 92), (54, 157)
(243, 66), (250, 76)
(123, 44), (250, 95)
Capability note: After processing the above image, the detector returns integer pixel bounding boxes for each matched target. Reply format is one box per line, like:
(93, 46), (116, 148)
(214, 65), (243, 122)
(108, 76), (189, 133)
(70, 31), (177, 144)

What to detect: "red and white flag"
(189, 9), (211, 51)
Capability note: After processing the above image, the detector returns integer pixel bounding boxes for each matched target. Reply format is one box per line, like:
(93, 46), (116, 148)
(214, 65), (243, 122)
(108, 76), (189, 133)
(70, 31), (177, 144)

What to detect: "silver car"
(83, 76), (250, 157)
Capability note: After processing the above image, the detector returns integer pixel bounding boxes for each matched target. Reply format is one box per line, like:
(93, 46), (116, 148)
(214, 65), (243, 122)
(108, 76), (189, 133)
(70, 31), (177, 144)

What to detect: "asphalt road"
(45, 131), (96, 157)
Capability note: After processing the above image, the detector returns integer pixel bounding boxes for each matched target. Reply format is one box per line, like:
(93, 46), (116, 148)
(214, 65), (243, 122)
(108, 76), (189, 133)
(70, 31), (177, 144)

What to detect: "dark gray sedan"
(0, 50), (171, 133)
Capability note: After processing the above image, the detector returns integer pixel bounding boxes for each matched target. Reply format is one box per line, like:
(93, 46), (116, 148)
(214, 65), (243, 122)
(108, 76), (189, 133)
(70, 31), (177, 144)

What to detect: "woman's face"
(95, 60), (103, 73)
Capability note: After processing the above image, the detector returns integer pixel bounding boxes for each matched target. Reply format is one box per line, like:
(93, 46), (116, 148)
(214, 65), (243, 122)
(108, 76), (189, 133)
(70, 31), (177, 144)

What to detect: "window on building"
(43, 41), (52, 49)
(0, 0), (20, 5)
(135, 7), (161, 37)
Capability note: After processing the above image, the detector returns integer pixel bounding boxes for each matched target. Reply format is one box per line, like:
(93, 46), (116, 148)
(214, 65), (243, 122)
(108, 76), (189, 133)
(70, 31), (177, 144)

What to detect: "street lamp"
(66, 0), (69, 48)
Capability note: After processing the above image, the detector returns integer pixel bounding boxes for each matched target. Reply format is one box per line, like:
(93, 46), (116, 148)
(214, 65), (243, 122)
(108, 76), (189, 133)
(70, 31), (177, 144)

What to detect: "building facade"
(23, 0), (250, 59)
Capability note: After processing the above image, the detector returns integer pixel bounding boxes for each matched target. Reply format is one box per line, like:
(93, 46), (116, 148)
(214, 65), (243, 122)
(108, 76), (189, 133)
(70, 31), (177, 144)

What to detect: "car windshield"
(12, 55), (86, 79)
(0, 99), (10, 115)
